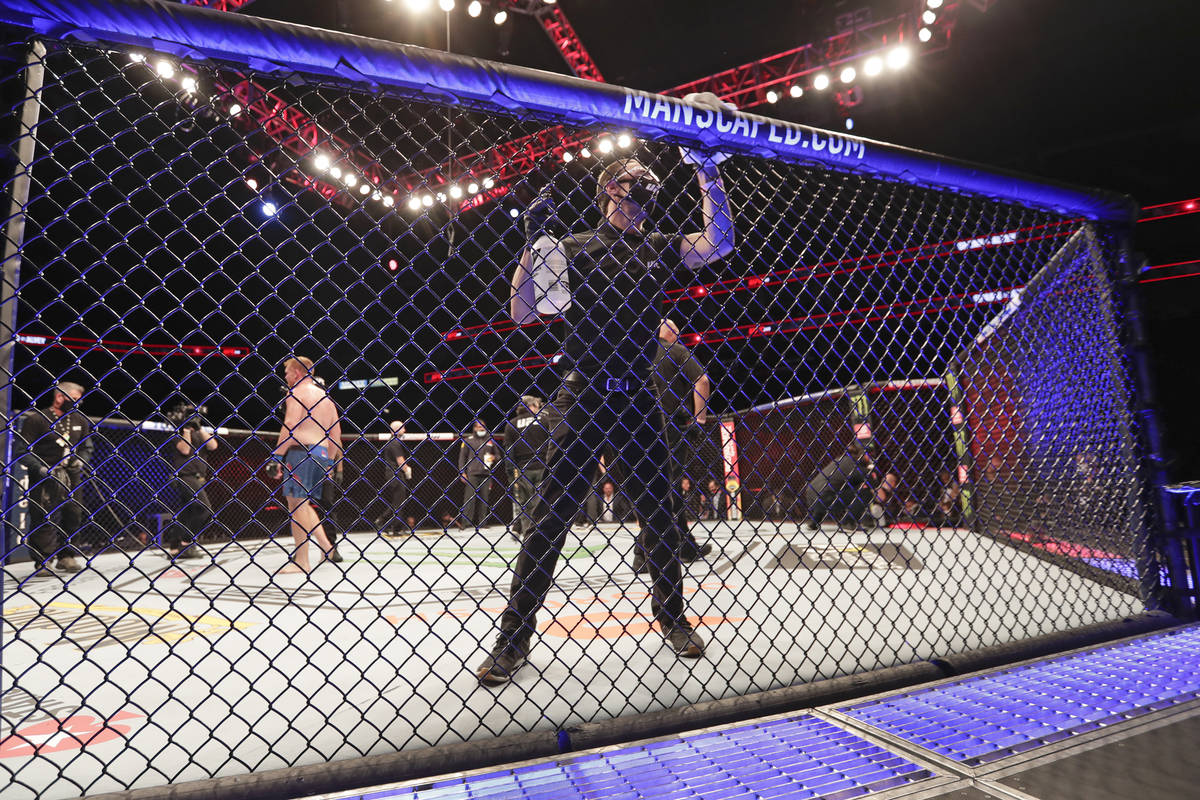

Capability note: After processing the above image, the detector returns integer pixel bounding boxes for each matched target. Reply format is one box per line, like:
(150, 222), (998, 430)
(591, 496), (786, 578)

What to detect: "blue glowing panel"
(353, 715), (931, 799)
(841, 625), (1200, 765)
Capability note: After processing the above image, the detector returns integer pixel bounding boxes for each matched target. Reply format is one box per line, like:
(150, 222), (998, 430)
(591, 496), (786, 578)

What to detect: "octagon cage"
(0, 2), (1162, 798)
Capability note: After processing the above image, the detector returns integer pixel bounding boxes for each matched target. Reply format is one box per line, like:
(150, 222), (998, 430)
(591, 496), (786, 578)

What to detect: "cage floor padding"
(2, 522), (1140, 799)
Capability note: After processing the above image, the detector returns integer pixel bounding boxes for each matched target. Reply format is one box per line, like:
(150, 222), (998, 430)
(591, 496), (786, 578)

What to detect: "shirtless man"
(271, 357), (343, 573)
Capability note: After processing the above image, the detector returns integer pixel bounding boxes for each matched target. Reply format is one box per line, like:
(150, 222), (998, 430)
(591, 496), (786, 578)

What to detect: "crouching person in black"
(162, 403), (217, 559)
(476, 101), (736, 686)
(803, 441), (876, 532)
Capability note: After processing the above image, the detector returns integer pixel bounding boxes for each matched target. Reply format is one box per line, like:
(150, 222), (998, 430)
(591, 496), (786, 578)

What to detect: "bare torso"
(277, 378), (342, 460)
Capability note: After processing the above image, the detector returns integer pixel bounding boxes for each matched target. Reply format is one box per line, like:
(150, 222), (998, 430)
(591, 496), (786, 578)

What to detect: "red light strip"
(17, 334), (248, 359)
(1139, 198), (1200, 223)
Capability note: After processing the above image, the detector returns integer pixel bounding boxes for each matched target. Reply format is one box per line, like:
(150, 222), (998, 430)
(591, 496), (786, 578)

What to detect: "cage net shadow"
(0, 31), (1149, 800)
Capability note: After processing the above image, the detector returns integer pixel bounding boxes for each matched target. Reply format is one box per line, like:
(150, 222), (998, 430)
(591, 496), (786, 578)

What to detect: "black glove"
(523, 185), (565, 240)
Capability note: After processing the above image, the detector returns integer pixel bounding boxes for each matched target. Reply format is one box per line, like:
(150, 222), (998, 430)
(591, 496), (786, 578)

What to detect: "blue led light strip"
(841, 625), (1200, 766)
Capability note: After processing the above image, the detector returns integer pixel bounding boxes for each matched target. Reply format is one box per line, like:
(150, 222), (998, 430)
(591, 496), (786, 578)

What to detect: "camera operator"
(161, 402), (217, 559)
(16, 381), (93, 573)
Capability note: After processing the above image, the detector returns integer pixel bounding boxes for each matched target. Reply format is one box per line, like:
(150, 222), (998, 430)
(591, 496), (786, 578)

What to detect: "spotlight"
(923, 9), (937, 24)
(927, 0), (943, 8)
(509, 208), (519, 218)
(407, 196), (421, 211)
(388, 258), (400, 271)
(789, 84), (803, 98)
(886, 46), (911, 70)
(580, 147), (592, 158)
(129, 52), (146, 63)
(436, 192), (446, 202)
(245, 178), (258, 191)
(813, 73), (830, 91)
(765, 89), (779, 104)
(330, 166), (343, 179)
(597, 138), (614, 154)
(918, 27), (932, 42)
(155, 60), (175, 79)
(840, 66), (856, 83)
(449, 185), (463, 198)
(864, 56), (883, 76)
(482, 176), (495, 188)
(261, 201), (277, 217)
(344, 173), (358, 187)
(616, 133), (632, 148)
(467, 182), (479, 194)
(438, 0), (455, 10)
(493, 10), (507, 24)
(467, 0), (481, 16)
(543, 0), (556, 4)
(313, 153), (331, 171)
(562, 151), (574, 162)
(845, 117), (854, 131)
(383, 195), (395, 207)
(403, 0), (432, 10)
(421, 195), (434, 207)
(359, 184), (371, 195)
(372, 191), (383, 200)
(228, 103), (242, 116)
(180, 76), (198, 93)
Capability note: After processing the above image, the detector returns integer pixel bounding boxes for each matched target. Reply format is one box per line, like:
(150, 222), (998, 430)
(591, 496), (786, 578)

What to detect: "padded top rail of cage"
(0, 0), (1136, 224)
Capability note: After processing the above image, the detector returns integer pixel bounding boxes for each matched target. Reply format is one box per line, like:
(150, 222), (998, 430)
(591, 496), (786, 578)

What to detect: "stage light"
(840, 66), (856, 83)
(180, 76), (198, 93)
(562, 151), (574, 162)
(129, 52), (146, 63)
(927, 0), (943, 8)
(407, 196), (421, 210)
(403, 0), (432, 11)
(372, 191), (383, 201)
(580, 147), (592, 158)
(245, 178), (258, 191)
(923, 9), (937, 24)
(313, 153), (331, 171)
(359, 184), (371, 195)
(813, 73), (830, 91)
(493, 10), (507, 24)
(887, 46), (911, 69)
(864, 56), (883, 76)
(388, 258), (399, 271)
(436, 192), (446, 202)
(845, 117), (855, 131)
(467, 0), (481, 16)
(468, 182), (479, 194)
(617, 133), (632, 148)
(228, 103), (242, 116)
(597, 138), (614, 153)
(344, 173), (358, 187)
(421, 194), (434, 207)
(509, 208), (520, 218)
(438, 0), (455, 10)
(449, 185), (463, 198)
(765, 89), (779, 104)
(483, 176), (495, 188)
(262, 201), (277, 217)
(330, 166), (343, 179)
(918, 27), (932, 42)
(543, 0), (556, 4)
(383, 195), (395, 207)
(155, 60), (175, 79)
(789, 84), (803, 98)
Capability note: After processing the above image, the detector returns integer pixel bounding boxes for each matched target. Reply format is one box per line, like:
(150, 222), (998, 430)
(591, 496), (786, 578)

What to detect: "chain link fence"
(0, 4), (1156, 798)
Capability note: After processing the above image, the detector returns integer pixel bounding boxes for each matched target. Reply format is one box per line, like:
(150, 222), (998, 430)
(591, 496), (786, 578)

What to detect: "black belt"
(566, 370), (644, 393)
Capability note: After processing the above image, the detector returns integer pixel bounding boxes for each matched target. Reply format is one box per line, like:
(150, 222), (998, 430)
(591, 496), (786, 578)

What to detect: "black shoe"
(680, 541), (713, 562)
(476, 637), (530, 686)
(329, 547), (345, 563)
(176, 547), (204, 560)
(661, 619), (705, 658)
(56, 556), (83, 573)
(632, 553), (649, 574)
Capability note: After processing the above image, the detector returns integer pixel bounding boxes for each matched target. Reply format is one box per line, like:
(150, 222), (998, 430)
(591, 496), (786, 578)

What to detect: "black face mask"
(58, 397), (77, 413)
(625, 178), (660, 211)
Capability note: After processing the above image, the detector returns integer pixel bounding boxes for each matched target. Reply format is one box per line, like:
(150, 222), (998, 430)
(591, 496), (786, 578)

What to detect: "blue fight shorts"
(281, 445), (333, 501)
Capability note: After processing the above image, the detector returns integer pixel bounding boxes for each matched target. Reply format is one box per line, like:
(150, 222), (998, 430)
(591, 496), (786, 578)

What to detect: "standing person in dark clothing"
(458, 419), (501, 531)
(803, 442), (875, 531)
(16, 381), (93, 573)
(477, 94), (735, 685)
(632, 318), (714, 572)
(703, 478), (728, 521)
(502, 396), (551, 543)
(381, 420), (415, 538)
(161, 401), (218, 559)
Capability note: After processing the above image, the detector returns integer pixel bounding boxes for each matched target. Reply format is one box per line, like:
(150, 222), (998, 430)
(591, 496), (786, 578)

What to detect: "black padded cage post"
(0, 2), (1162, 799)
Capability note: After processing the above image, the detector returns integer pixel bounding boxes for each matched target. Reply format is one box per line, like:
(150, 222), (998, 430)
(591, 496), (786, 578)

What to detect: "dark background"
(248, 0), (1200, 479)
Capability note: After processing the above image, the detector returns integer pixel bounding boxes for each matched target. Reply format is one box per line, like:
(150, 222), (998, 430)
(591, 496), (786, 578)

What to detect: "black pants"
(633, 417), (702, 560)
(379, 478), (411, 532)
(510, 466), (544, 538)
(462, 472), (493, 527)
(319, 477), (344, 538)
(26, 468), (84, 563)
(805, 485), (870, 528)
(498, 377), (685, 643)
(165, 474), (213, 549)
